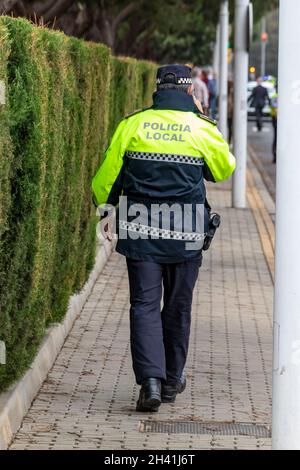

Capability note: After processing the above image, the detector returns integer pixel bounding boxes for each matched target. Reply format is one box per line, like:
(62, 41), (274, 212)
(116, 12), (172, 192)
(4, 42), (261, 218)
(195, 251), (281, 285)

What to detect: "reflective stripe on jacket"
(270, 92), (278, 118)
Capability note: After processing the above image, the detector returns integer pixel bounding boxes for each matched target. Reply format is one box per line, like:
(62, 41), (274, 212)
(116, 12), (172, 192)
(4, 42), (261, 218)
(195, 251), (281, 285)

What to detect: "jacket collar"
(152, 89), (199, 113)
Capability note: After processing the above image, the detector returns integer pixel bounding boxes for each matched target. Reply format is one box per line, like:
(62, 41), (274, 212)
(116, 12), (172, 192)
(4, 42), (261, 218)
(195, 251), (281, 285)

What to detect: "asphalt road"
(247, 119), (277, 198)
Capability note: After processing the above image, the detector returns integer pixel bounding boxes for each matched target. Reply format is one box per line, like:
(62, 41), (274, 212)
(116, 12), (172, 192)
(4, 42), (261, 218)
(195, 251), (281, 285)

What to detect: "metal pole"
(272, 0), (300, 450)
(261, 17), (267, 78)
(232, 0), (249, 209)
(218, 1), (229, 140)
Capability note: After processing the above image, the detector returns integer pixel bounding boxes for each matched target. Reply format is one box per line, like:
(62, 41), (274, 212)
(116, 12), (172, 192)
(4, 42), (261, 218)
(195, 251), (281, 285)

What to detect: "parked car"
(247, 81), (276, 119)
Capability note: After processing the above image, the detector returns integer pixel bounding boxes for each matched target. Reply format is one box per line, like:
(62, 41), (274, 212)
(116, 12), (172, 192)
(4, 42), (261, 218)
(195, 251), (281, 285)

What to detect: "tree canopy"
(0, 0), (279, 64)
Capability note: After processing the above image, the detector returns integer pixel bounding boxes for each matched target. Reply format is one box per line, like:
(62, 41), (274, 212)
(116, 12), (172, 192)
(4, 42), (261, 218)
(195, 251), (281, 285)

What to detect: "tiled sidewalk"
(10, 179), (274, 450)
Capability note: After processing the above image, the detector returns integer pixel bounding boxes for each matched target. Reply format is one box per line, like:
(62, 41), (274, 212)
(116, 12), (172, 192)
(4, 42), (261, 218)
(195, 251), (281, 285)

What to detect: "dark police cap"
(156, 64), (192, 86)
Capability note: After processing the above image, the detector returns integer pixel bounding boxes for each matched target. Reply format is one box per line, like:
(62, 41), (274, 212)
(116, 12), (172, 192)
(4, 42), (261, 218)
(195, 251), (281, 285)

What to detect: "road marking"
(248, 144), (276, 202)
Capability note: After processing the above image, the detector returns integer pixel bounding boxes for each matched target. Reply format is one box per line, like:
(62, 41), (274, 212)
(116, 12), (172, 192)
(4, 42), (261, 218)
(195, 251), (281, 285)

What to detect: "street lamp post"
(218, 0), (229, 140)
(232, 0), (249, 209)
(272, 0), (300, 450)
(261, 17), (267, 78)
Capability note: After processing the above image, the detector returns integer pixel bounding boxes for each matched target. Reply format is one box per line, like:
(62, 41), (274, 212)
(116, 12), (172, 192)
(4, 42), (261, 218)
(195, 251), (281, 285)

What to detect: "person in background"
(192, 67), (209, 115)
(270, 86), (278, 163)
(248, 77), (270, 132)
(227, 79), (234, 145)
(208, 72), (217, 120)
(201, 69), (209, 87)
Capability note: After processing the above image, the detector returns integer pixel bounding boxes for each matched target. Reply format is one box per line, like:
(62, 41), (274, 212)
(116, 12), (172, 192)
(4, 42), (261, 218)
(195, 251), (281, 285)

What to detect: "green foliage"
(1, 1), (280, 66)
(0, 16), (156, 391)
(112, 0), (279, 65)
(251, 0), (279, 19)
(114, 0), (221, 65)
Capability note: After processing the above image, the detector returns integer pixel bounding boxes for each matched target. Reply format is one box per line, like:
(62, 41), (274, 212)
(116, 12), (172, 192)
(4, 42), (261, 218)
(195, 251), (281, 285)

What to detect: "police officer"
(249, 77), (271, 132)
(92, 65), (236, 412)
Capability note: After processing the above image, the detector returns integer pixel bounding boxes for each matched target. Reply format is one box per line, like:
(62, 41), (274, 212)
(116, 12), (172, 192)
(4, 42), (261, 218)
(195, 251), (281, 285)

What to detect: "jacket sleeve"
(92, 119), (128, 207)
(202, 125), (236, 182)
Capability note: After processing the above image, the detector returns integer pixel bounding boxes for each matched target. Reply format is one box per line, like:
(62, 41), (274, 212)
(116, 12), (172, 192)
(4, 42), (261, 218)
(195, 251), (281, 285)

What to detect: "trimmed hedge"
(0, 17), (156, 391)
(109, 57), (157, 136)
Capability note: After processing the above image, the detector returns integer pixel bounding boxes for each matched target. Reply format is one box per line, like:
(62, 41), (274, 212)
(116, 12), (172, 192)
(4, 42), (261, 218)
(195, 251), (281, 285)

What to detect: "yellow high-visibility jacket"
(92, 90), (235, 263)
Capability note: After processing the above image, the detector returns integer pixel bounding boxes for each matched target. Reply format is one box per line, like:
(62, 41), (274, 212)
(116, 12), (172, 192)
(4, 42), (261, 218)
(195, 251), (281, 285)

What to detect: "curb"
(0, 240), (113, 450)
(247, 148), (275, 283)
(248, 143), (276, 202)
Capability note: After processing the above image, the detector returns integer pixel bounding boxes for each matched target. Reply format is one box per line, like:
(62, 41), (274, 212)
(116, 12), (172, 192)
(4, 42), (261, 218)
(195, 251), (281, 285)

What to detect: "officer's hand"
(100, 216), (113, 241)
(193, 96), (204, 114)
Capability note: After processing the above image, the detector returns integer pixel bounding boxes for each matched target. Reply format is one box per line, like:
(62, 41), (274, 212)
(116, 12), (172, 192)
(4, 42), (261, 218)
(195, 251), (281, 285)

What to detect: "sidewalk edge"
(247, 149), (275, 283)
(0, 240), (113, 450)
(248, 143), (276, 202)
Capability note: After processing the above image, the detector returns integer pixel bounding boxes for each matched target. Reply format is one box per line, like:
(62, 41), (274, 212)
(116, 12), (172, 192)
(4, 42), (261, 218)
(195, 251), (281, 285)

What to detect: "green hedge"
(0, 17), (156, 391)
(109, 57), (156, 136)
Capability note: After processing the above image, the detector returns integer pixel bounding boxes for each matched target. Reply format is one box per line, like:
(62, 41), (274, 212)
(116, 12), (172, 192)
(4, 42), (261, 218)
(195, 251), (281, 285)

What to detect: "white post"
(232, 0), (249, 209)
(272, 0), (300, 450)
(218, 1), (229, 140)
(261, 17), (267, 78)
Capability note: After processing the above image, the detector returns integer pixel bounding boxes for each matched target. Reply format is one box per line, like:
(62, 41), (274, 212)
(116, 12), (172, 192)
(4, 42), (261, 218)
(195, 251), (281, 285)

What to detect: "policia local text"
(144, 121), (192, 142)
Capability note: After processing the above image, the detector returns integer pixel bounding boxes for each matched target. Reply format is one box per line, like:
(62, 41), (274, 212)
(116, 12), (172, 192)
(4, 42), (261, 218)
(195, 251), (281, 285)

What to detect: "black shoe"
(161, 375), (187, 403)
(136, 378), (161, 412)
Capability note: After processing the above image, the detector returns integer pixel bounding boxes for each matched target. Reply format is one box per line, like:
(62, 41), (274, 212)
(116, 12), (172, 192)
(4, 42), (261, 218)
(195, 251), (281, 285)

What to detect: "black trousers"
(126, 257), (201, 385)
(255, 105), (264, 131)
